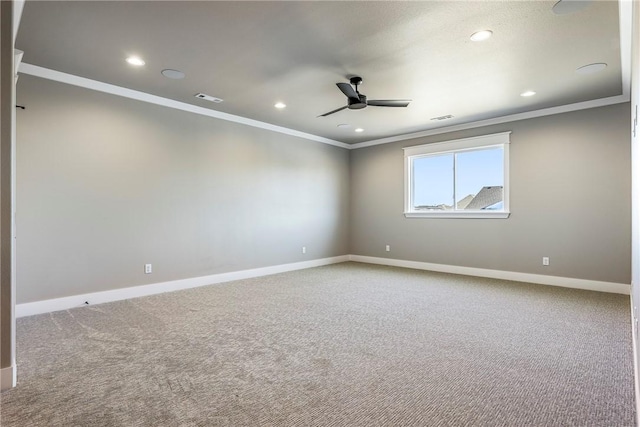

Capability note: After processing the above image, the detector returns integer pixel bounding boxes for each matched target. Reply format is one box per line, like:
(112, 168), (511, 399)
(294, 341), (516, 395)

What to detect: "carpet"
(0, 262), (635, 426)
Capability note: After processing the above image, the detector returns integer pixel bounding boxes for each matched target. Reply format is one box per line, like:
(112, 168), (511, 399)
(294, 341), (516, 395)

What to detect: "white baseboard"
(0, 365), (16, 391)
(349, 255), (631, 295)
(16, 254), (630, 318)
(16, 255), (350, 318)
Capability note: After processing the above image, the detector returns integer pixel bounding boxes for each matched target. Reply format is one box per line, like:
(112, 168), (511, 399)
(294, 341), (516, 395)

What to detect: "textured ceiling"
(16, 1), (623, 144)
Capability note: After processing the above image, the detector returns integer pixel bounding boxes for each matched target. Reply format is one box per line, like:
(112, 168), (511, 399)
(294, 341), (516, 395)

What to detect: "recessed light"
(126, 56), (145, 66)
(274, 102), (286, 109)
(576, 63), (607, 75)
(161, 69), (185, 79)
(355, 128), (364, 133)
(470, 30), (493, 42)
(337, 124), (351, 129)
(552, 0), (591, 15)
(520, 91), (536, 97)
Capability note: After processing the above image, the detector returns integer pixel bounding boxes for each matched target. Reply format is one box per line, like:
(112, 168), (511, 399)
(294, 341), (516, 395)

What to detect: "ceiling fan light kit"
(319, 76), (411, 117)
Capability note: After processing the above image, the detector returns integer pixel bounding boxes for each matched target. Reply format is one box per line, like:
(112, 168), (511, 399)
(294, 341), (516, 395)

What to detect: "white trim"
(16, 255), (349, 318)
(0, 365), (16, 391)
(402, 132), (511, 156)
(15, 254), (631, 317)
(17, 63), (350, 150)
(349, 255), (631, 295)
(404, 211), (509, 219)
(627, 0), (639, 421)
(17, 69), (631, 155)
(13, 49), (22, 81)
(351, 95), (630, 150)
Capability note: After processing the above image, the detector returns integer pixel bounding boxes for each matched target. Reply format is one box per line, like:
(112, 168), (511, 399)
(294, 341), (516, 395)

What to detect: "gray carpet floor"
(0, 262), (635, 426)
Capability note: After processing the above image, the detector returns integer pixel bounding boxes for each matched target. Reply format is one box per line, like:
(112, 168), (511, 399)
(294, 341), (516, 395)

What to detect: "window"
(404, 132), (510, 218)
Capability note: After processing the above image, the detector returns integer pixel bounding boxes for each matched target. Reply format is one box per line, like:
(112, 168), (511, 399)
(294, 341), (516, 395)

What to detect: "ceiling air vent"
(195, 93), (223, 103)
(431, 115), (454, 121)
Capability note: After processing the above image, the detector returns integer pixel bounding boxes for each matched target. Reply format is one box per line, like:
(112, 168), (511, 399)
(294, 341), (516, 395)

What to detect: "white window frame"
(403, 132), (511, 219)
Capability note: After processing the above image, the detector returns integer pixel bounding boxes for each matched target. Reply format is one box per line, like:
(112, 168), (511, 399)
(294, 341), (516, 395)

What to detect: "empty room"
(1, 1), (640, 426)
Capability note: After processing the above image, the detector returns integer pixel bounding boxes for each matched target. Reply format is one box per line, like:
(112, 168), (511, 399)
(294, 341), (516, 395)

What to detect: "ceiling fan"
(319, 76), (411, 117)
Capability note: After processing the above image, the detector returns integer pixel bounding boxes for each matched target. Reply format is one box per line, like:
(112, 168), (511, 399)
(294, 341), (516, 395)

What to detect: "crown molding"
(350, 94), (630, 150)
(18, 63), (350, 150)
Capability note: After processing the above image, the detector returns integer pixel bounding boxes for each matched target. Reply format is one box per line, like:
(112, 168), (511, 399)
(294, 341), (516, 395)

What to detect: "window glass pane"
(412, 154), (454, 210)
(455, 148), (503, 210)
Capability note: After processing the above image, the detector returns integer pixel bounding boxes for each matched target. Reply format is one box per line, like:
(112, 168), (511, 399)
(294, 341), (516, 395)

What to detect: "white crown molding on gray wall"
(20, 62), (631, 152)
(18, 63), (351, 150)
(350, 94), (631, 149)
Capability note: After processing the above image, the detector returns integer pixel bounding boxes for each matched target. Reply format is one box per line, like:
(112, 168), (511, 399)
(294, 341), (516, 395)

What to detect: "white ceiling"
(15, 1), (626, 145)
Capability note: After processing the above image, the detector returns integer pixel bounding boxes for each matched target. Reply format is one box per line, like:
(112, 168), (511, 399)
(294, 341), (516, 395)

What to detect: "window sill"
(404, 211), (510, 219)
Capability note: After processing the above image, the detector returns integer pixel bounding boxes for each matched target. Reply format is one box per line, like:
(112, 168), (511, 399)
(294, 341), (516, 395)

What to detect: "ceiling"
(15, 1), (625, 145)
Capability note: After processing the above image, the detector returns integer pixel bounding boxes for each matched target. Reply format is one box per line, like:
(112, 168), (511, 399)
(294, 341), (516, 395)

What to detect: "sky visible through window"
(413, 147), (503, 207)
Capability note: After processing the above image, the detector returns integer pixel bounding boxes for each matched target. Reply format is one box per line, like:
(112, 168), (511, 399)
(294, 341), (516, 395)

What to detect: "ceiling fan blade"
(367, 100), (411, 107)
(318, 105), (348, 117)
(336, 82), (359, 100)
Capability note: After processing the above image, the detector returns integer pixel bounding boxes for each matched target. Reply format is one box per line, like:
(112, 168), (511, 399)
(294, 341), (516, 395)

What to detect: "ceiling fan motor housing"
(349, 94), (367, 109)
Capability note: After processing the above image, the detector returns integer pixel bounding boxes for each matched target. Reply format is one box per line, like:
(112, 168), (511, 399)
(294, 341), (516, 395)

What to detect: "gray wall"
(16, 75), (350, 303)
(14, 73), (633, 305)
(350, 103), (631, 284)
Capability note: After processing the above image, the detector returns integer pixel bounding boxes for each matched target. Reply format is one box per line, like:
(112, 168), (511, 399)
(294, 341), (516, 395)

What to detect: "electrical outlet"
(145, 263), (152, 274)
(385, 245), (390, 252)
(302, 246), (306, 254)
(542, 257), (549, 266)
